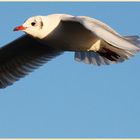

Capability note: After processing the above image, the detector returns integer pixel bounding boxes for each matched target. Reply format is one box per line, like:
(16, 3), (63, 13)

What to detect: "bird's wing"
(61, 15), (140, 51)
(61, 15), (140, 65)
(0, 35), (63, 88)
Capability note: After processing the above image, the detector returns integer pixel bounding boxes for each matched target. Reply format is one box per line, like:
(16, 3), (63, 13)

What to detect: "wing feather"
(0, 35), (62, 88)
(61, 15), (140, 65)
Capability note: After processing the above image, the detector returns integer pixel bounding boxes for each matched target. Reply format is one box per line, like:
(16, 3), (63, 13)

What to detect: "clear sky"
(0, 2), (140, 138)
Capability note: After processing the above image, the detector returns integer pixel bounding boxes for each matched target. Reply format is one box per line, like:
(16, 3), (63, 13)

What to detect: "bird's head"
(14, 16), (47, 39)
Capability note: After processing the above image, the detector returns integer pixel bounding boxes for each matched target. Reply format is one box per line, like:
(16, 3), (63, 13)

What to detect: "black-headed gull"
(0, 14), (139, 88)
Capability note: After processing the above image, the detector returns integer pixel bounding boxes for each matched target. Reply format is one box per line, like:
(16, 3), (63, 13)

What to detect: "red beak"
(13, 25), (27, 31)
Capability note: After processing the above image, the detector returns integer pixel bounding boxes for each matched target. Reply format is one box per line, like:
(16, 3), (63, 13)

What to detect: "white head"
(14, 14), (63, 39)
(14, 16), (47, 39)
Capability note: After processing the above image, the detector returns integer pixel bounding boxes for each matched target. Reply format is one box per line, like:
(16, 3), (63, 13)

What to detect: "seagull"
(0, 14), (139, 88)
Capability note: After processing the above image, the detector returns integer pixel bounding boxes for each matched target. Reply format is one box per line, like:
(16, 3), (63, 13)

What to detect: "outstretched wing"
(61, 15), (140, 65)
(0, 35), (63, 88)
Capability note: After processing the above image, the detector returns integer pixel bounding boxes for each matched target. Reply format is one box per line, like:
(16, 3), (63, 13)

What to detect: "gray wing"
(0, 35), (63, 88)
(61, 16), (140, 65)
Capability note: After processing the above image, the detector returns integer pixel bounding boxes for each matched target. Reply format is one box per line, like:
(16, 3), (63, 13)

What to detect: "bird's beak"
(13, 25), (27, 31)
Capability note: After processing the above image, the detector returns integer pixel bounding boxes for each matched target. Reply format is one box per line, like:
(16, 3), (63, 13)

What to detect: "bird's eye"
(31, 22), (36, 26)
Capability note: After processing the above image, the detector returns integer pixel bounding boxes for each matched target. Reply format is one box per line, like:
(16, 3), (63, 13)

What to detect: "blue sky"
(0, 2), (140, 138)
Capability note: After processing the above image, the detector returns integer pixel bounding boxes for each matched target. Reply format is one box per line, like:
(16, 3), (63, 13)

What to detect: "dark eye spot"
(31, 22), (36, 26)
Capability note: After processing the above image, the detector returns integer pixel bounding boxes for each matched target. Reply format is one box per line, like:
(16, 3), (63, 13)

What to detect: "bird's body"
(0, 14), (140, 88)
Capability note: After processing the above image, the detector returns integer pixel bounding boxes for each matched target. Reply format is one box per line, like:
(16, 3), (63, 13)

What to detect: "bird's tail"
(74, 35), (140, 66)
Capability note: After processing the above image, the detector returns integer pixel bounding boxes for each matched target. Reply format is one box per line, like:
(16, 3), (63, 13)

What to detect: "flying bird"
(0, 14), (140, 88)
